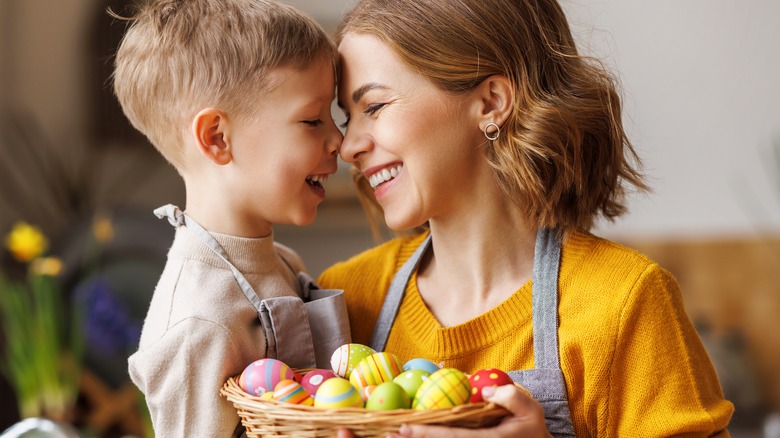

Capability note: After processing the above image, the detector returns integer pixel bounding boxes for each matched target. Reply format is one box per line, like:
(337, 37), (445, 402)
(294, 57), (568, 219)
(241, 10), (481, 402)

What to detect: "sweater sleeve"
(128, 317), (244, 437)
(605, 264), (734, 437)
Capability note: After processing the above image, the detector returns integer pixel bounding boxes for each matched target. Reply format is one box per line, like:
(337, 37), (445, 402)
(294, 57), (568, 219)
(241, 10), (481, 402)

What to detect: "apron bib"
(154, 204), (351, 370)
(369, 229), (575, 436)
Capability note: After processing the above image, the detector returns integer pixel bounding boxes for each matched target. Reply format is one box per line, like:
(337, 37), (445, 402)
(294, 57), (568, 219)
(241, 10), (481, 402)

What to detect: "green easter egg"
(392, 369), (430, 402)
(366, 382), (411, 410)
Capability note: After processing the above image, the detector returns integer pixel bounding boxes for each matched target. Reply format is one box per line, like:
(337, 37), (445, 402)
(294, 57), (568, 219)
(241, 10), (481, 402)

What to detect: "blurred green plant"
(0, 221), (84, 422)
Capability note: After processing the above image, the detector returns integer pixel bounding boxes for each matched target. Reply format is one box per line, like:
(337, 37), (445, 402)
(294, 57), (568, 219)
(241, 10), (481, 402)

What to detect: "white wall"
(562, 1), (780, 239)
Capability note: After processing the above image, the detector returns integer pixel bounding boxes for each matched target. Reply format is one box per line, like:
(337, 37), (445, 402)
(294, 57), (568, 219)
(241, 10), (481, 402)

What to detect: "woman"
(320, 0), (734, 436)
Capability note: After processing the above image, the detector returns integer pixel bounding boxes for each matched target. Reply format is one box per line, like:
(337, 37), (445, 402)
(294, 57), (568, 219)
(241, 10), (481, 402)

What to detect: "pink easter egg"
(301, 369), (337, 396)
(238, 358), (295, 396)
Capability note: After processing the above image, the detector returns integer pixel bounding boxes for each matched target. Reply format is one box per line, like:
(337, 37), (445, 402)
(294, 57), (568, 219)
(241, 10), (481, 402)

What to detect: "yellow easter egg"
(412, 368), (470, 410)
(313, 377), (364, 409)
(349, 352), (403, 392)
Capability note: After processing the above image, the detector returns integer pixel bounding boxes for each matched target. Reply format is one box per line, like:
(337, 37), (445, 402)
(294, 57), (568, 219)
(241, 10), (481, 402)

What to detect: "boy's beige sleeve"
(129, 317), (243, 437)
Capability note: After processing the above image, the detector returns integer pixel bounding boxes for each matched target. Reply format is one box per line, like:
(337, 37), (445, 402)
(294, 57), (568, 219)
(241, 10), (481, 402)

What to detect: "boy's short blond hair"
(113, 0), (336, 170)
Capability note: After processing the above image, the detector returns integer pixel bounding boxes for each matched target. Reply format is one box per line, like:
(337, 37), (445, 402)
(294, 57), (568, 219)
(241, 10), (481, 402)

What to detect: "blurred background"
(0, 0), (778, 436)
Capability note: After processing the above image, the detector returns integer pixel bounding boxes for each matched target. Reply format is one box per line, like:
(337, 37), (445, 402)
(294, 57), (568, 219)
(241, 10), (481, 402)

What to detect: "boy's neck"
(184, 191), (273, 239)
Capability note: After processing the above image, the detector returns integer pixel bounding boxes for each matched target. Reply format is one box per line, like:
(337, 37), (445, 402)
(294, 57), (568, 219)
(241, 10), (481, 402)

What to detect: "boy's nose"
(326, 121), (343, 157)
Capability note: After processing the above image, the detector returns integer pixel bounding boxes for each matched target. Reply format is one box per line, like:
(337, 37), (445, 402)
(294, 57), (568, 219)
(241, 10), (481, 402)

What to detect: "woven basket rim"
(221, 372), (515, 430)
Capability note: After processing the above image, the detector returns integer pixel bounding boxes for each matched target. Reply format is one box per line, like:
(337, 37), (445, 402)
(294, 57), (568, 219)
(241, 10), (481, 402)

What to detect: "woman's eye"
(303, 119), (323, 127)
(364, 103), (386, 116)
(339, 116), (350, 130)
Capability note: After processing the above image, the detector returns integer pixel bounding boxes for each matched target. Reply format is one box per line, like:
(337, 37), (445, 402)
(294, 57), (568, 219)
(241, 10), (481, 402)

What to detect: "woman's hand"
(336, 384), (551, 438)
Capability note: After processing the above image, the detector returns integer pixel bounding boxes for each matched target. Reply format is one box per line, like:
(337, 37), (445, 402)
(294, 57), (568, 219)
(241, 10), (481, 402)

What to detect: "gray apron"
(154, 204), (351, 371)
(369, 228), (576, 436)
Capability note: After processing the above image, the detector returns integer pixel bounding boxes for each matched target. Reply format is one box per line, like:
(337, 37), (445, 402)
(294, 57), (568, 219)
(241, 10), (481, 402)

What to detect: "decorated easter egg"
(239, 358), (295, 396)
(360, 385), (377, 402)
(412, 368), (471, 410)
(392, 369), (430, 402)
(260, 391), (275, 400)
(468, 368), (514, 403)
(403, 358), (440, 375)
(366, 382), (412, 410)
(273, 379), (314, 406)
(313, 377), (364, 409)
(349, 352), (404, 391)
(301, 369), (337, 397)
(330, 343), (375, 378)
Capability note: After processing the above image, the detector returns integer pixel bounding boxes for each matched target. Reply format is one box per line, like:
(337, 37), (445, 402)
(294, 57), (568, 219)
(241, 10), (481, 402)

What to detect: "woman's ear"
(192, 108), (232, 165)
(474, 74), (513, 133)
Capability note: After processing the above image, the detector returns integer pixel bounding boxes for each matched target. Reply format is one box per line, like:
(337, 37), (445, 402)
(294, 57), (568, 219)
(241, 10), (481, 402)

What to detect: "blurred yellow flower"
(30, 257), (64, 277)
(4, 222), (48, 262)
(92, 215), (115, 244)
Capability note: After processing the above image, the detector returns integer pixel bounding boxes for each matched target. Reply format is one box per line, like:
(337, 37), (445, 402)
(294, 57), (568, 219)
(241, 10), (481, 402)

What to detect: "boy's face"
(227, 57), (341, 232)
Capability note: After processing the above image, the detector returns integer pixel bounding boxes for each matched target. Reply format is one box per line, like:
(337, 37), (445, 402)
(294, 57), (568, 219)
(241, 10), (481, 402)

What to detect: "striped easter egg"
(313, 377), (364, 409)
(412, 368), (471, 410)
(273, 379), (313, 406)
(348, 352), (403, 392)
(330, 343), (375, 378)
(238, 358), (295, 396)
(360, 385), (377, 402)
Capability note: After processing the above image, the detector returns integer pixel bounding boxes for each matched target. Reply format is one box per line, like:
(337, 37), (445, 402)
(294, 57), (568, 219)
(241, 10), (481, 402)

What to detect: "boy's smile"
(224, 56), (342, 235)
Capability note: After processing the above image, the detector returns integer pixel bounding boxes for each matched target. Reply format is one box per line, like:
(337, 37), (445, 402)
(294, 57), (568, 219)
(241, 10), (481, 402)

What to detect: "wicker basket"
(221, 373), (515, 437)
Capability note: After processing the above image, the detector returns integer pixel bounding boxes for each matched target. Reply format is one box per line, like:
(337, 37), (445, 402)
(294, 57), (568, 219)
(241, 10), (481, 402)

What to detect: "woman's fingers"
(385, 384), (550, 438)
(483, 384), (539, 419)
(336, 428), (354, 438)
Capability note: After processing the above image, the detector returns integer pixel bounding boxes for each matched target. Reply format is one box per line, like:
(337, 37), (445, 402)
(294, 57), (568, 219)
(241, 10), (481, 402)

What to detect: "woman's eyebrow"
(350, 83), (388, 104)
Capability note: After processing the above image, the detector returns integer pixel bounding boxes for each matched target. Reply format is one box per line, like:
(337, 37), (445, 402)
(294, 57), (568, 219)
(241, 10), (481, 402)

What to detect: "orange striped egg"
(348, 352), (403, 392)
(412, 368), (471, 410)
(330, 343), (375, 378)
(273, 379), (313, 406)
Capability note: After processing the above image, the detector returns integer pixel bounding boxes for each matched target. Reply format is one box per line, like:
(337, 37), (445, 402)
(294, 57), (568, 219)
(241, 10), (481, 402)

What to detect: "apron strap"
(369, 234), (432, 352)
(532, 228), (563, 369)
(154, 204), (263, 312)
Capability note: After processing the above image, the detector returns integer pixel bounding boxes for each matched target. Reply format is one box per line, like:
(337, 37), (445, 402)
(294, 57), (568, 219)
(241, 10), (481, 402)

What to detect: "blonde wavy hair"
(338, 0), (648, 232)
(112, 0), (336, 170)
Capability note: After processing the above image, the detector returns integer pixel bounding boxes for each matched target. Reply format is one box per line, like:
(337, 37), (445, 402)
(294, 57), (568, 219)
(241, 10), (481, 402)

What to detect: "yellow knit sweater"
(318, 229), (733, 437)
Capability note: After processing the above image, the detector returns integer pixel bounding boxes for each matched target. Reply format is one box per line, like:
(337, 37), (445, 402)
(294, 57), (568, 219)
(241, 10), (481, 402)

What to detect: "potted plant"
(0, 221), (83, 423)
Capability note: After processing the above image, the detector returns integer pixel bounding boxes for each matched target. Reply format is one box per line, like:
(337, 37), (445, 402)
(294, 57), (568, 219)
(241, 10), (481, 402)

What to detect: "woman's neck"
(416, 199), (537, 327)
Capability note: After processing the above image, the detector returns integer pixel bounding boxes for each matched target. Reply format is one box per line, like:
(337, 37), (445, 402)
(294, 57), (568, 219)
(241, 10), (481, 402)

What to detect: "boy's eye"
(303, 119), (323, 127)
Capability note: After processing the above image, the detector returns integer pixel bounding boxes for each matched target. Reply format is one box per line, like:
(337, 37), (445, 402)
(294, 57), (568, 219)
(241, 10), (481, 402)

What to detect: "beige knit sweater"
(128, 226), (304, 437)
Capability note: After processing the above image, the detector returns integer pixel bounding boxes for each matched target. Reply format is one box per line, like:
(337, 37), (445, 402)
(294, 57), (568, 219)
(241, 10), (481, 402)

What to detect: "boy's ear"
(473, 74), (513, 134)
(192, 108), (232, 165)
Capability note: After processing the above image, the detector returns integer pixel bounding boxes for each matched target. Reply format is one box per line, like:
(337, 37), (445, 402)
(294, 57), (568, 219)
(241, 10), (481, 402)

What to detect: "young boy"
(112, 0), (347, 436)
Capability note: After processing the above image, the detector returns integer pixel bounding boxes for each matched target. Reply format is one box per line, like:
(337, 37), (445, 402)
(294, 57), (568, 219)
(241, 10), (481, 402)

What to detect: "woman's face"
(338, 33), (488, 230)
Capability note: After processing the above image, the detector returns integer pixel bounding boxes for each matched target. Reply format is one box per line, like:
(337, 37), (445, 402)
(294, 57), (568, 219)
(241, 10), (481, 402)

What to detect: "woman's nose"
(339, 126), (370, 164)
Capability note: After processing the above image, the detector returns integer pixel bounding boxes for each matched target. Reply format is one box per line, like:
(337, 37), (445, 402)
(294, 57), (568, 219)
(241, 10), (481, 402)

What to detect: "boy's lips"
(305, 173), (331, 190)
(364, 162), (404, 189)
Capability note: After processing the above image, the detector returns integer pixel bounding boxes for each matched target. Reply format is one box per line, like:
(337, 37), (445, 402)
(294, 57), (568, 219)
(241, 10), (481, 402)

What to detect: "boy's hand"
(336, 384), (552, 438)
